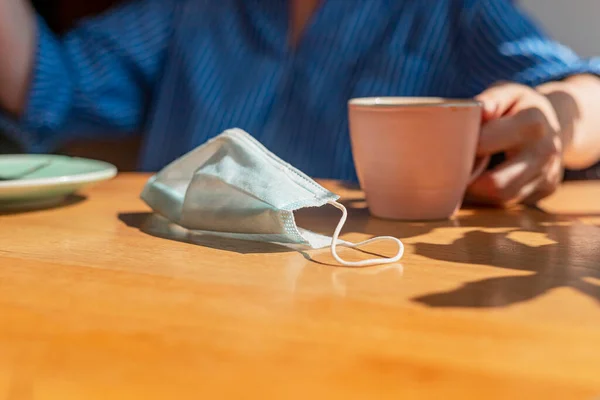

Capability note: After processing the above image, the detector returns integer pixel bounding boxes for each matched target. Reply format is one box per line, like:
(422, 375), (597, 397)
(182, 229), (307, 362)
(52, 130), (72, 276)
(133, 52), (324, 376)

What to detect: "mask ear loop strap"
(328, 201), (404, 267)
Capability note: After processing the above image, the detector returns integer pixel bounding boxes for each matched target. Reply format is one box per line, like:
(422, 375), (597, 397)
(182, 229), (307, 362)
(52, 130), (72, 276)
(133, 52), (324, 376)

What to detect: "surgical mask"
(141, 128), (404, 267)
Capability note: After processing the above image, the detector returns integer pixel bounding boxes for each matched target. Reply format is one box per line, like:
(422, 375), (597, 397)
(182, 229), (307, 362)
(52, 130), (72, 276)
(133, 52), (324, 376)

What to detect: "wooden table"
(1, 173), (599, 400)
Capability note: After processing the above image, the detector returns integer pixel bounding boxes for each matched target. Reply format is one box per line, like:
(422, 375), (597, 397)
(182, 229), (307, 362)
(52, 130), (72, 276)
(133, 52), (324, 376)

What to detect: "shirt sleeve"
(459, 0), (600, 94)
(0, 0), (175, 153)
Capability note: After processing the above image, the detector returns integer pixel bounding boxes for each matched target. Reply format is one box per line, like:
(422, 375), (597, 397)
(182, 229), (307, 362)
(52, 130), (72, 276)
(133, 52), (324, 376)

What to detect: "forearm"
(537, 74), (600, 170)
(0, 0), (37, 116)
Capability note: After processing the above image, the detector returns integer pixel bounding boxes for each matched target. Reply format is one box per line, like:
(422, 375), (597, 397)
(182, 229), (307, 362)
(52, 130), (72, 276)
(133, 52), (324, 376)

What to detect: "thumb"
(475, 82), (527, 122)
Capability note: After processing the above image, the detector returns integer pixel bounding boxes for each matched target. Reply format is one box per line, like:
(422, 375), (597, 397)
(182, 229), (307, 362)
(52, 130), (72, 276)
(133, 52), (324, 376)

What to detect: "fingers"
(493, 149), (549, 200)
(522, 181), (556, 206)
(523, 157), (563, 205)
(475, 82), (525, 121)
(472, 82), (564, 207)
(468, 145), (560, 206)
(477, 107), (549, 156)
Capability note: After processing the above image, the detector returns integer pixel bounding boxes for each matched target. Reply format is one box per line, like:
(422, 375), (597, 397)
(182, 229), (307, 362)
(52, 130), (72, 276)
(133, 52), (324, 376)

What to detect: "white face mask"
(141, 129), (404, 267)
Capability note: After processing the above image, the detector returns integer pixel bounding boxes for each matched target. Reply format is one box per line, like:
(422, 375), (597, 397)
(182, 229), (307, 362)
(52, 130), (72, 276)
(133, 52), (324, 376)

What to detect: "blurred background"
(6, 0), (600, 176)
(521, 0), (600, 58)
(27, 0), (141, 171)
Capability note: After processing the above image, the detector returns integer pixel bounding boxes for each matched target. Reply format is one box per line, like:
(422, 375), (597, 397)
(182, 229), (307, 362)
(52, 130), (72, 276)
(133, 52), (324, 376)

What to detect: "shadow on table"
(315, 197), (600, 308)
(411, 220), (600, 308)
(296, 198), (543, 240)
(119, 212), (293, 254)
(0, 194), (86, 216)
(118, 211), (396, 266)
(326, 196), (600, 237)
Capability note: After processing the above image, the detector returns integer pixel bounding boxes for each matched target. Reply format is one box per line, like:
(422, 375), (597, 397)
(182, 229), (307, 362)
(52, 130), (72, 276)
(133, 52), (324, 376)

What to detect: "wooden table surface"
(1, 173), (599, 399)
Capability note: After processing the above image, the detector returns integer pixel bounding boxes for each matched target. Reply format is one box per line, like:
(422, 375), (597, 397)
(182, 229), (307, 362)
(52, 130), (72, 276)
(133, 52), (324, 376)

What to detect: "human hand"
(466, 82), (564, 206)
(0, 0), (37, 115)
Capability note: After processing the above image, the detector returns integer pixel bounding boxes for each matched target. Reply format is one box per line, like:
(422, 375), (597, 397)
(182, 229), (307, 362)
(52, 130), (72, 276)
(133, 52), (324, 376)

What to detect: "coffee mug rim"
(348, 97), (482, 108)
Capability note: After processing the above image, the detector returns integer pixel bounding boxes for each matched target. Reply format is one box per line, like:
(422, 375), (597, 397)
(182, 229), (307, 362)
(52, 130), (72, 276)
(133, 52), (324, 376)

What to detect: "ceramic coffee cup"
(348, 97), (489, 221)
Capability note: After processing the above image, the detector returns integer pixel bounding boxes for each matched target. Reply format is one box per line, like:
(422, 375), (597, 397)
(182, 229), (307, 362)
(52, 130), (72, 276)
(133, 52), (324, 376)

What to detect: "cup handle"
(468, 156), (490, 185)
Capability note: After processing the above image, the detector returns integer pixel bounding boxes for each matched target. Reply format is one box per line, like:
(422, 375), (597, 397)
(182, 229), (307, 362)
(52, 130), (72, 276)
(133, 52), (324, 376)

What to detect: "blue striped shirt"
(3, 0), (600, 180)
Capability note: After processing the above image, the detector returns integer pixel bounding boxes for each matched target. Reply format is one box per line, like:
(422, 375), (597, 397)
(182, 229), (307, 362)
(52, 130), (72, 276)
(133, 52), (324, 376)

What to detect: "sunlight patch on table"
(578, 217), (600, 226)
(539, 221), (573, 227)
(505, 231), (558, 248)
(583, 276), (600, 286)
(407, 227), (515, 245)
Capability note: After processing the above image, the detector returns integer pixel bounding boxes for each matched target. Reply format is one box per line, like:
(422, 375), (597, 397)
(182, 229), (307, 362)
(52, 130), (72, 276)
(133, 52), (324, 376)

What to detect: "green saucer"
(0, 155), (117, 210)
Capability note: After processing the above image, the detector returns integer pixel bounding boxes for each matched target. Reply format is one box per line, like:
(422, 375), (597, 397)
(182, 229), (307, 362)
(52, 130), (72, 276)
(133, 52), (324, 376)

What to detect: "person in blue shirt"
(1, 0), (600, 205)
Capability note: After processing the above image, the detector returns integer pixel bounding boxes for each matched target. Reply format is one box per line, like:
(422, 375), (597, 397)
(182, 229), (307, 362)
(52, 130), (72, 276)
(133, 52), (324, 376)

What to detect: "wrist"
(539, 75), (600, 169)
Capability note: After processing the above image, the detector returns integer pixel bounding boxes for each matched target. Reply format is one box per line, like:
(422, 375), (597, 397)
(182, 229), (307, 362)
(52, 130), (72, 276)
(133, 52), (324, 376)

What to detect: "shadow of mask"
(119, 212), (293, 254)
(119, 210), (402, 267)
